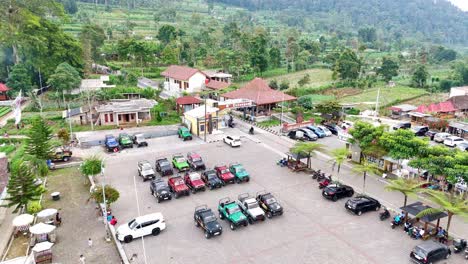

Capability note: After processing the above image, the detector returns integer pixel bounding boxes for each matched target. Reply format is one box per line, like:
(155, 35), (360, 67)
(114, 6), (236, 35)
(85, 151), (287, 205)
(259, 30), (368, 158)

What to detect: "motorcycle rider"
(249, 126), (254, 134)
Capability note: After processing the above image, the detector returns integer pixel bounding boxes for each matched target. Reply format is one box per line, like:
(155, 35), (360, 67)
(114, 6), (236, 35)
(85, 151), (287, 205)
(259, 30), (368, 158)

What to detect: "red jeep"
(167, 176), (190, 198)
(184, 172), (206, 193)
(214, 165), (235, 184)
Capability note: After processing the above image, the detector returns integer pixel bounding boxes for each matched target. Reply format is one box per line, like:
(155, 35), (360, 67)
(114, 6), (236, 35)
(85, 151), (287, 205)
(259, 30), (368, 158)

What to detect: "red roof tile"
(161, 65), (206, 81)
(222, 78), (296, 105)
(416, 101), (456, 113)
(176, 96), (202, 105)
(0, 83), (10, 92)
(206, 80), (230, 90)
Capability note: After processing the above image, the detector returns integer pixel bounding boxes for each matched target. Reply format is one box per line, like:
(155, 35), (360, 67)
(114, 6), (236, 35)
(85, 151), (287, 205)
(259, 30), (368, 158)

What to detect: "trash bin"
(51, 192), (60, 201)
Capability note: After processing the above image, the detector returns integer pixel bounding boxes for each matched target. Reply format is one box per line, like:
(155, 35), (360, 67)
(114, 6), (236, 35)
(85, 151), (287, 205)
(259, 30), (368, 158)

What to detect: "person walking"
(79, 255), (86, 264)
(88, 238), (93, 247)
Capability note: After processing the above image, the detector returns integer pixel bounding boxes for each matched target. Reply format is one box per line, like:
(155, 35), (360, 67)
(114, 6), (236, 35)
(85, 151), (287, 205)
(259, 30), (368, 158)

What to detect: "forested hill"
(212, 0), (468, 45)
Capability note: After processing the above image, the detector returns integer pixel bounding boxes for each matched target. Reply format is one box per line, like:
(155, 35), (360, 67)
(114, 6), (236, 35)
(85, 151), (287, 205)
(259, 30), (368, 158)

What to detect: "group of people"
(402, 221), (447, 242)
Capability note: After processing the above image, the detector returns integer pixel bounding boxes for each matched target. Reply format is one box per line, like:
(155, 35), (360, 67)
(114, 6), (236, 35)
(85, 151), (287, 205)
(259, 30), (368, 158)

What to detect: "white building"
(161, 65), (207, 98)
(450, 86), (468, 98)
(71, 75), (116, 94)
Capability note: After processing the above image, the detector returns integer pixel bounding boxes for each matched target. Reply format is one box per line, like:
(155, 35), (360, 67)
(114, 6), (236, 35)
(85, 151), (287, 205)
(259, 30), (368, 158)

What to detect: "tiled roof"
(205, 80), (230, 90)
(0, 83), (10, 92)
(96, 99), (157, 113)
(416, 100), (456, 113)
(222, 78), (296, 105)
(449, 95), (468, 110)
(161, 65), (205, 81)
(176, 96), (202, 105)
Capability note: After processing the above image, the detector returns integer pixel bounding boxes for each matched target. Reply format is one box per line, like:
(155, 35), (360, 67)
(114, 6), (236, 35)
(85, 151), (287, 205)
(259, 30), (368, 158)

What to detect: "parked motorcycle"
(312, 170), (321, 179)
(316, 172), (326, 182)
(453, 239), (467, 253)
(391, 216), (403, 229)
(379, 207), (390, 221)
(465, 248), (468, 259)
(318, 176), (332, 189)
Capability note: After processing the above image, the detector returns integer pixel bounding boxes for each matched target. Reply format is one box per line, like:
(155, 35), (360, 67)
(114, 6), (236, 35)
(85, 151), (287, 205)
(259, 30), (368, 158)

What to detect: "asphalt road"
(100, 130), (466, 264)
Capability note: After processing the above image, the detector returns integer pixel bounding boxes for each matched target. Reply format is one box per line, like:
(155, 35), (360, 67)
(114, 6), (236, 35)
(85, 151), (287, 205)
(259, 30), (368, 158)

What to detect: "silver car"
(434, 132), (451, 143)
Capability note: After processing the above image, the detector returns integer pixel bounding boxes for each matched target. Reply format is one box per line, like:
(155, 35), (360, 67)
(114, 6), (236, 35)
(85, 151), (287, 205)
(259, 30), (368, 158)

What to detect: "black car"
(393, 122), (411, 130)
(410, 241), (451, 264)
(201, 170), (223, 189)
(412, 126), (429, 136)
(425, 130), (438, 140)
(194, 205), (223, 239)
(323, 124), (339, 135)
(150, 177), (172, 203)
(345, 195), (381, 216)
(187, 152), (206, 170)
(322, 184), (354, 201)
(256, 192), (283, 218)
(155, 157), (174, 176)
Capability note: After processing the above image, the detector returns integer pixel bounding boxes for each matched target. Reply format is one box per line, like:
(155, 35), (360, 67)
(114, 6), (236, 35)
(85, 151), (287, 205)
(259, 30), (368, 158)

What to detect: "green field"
(0, 106), (11, 118)
(340, 85), (428, 108)
(267, 68), (333, 88)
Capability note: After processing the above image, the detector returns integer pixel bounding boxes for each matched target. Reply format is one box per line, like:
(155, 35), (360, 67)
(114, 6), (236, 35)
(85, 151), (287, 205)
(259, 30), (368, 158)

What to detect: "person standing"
(79, 255), (85, 264)
(88, 238), (93, 247)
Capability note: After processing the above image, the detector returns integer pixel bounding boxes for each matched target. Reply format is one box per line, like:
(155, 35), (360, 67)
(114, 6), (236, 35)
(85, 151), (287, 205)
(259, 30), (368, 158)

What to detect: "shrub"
(297, 95), (314, 110)
(27, 201), (42, 214)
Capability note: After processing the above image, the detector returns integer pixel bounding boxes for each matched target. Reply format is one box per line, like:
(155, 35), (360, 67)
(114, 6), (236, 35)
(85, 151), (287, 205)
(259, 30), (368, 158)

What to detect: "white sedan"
(223, 135), (241, 147)
(317, 125), (332, 137)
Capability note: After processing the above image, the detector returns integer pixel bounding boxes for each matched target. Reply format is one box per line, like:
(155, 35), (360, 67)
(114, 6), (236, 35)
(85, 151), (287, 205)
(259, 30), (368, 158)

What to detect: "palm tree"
(416, 190), (468, 233)
(352, 159), (380, 194)
(290, 142), (323, 169)
(329, 148), (349, 182)
(384, 178), (426, 207)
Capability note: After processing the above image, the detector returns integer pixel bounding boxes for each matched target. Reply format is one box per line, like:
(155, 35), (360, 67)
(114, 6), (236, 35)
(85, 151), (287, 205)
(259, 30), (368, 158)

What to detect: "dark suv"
(322, 184), (354, 201)
(412, 126), (429, 136)
(345, 195), (381, 215)
(393, 122), (411, 130)
(150, 177), (172, 203)
(410, 241), (451, 263)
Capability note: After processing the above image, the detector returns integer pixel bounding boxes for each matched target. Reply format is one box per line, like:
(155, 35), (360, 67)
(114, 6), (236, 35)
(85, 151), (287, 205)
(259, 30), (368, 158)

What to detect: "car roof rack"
(238, 192), (250, 202)
(195, 204), (208, 212)
(218, 197), (231, 205)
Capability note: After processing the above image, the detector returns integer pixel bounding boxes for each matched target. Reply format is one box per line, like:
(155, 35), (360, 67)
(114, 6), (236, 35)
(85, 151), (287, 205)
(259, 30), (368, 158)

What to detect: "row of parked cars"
(287, 124), (336, 141)
(104, 133), (148, 152)
(116, 191), (283, 243)
(136, 152), (251, 201)
(392, 122), (467, 151)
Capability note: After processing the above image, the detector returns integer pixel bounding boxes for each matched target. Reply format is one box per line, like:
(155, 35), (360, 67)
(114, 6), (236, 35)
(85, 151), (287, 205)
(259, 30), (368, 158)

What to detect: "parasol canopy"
(12, 214), (34, 227)
(37, 208), (58, 218)
(29, 223), (56, 235)
(32, 241), (54, 252)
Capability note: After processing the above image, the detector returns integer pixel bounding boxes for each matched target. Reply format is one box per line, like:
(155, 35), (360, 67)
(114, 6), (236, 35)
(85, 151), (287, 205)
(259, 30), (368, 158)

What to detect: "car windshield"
(155, 181), (166, 188)
(265, 197), (277, 204)
(221, 169), (229, 174)
(191, 157), (202, 162)
(247, 202), (259, 209)
(207, 173), (217, 180)
(203, 214), (216, 223)
(160, 161), (170, 167)
(136, 135), (144, 140)
(176, 157), (186, 163)
(108, 138), (116, 143)
(233, 138), (240, 142)
(174, 179), (184, 186)
(189, 173), (201, 181)
(413, 247), (427, 258)
(142, 164), (152, 170)
(128, 219), (138, 229)
(227, 206), (240, 214)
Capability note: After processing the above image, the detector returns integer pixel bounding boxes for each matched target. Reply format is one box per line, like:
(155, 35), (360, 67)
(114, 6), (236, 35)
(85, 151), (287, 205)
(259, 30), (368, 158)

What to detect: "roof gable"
(222, 78), (296, 105)
(205, 80), (230, 90)
(0, 83), (10, 92)
(161, 65), (206, 81)
(176, 96), (202, 105)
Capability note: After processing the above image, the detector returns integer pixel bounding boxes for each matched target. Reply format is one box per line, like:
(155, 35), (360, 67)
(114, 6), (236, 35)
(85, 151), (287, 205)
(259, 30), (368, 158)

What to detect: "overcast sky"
(448, 0), (468, 11)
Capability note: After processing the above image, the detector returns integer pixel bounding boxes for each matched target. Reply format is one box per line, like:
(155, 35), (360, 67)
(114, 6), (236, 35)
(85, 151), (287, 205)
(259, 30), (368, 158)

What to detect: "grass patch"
(0, 106), (11, 117)
(267, 68), (333, 88)
(257, 119), (281, 127)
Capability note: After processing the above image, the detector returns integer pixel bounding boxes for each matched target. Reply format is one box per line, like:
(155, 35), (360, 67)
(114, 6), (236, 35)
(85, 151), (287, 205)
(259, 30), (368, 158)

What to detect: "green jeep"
(172, 154), (190, 172)
(218, 197), (248, 230)
(178, 127), (192, 141)
(118, 133), (133, 148)
(229, 163), (250, 183)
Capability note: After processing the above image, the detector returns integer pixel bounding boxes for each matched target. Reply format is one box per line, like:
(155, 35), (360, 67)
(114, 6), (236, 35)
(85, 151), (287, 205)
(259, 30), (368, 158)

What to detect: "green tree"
(3, 160), (44, 212)
(416, 190), (468, 233)
(380, 129), (428, 169)
(297, 74), (311, 87)
(80, 156), (103, 182)
(91, 185), (120, 206)
(377, 57), (399, 82)
(384, 178), (425, 207)
(161, 45), (179, 65)
(6, 64), (31, 94)
(352, 160), (380, 194)
(269, 79), (279, 90)
(358, 27), (377, 44)
(432, 46), (457, 62)
(249, 33), (269, 74)
(269, 47), (281, 68)
(453, 62), (468, 86)
(290, 142), (323, 169)
(157, 25), (178, 45)
(57, 128), (70, 145)
(279, 80), (290, 90)
(348, 121), (387, 157)
(333, 49), (362, 81)
(26, 116), (53, 161)
(315, 100), (342, 121)
(412, 64), (429, 88)
(80, 23), (106, 60)
(330, 148), (349, 182)
(47, 62), (81, 106)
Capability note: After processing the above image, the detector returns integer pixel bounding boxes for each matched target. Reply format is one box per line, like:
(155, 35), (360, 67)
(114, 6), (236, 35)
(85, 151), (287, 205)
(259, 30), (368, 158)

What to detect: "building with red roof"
(175, 96), (202, 113)
(221, 78), (296, 116)
(0, 83), (10, 101)
(161, 65), (207, 98)
(416, 101), (456, 114)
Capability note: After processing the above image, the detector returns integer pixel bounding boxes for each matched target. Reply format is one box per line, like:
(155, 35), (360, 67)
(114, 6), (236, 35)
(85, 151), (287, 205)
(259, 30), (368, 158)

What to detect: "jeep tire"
(124, 235), (133, 243)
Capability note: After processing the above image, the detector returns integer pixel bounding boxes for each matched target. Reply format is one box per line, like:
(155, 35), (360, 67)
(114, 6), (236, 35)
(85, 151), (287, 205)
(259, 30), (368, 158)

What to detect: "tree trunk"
(403, 194), (408, 207)
(363, 172), (366, 194)
(446, 212), (453, 233)
(12, 44), (20, 64)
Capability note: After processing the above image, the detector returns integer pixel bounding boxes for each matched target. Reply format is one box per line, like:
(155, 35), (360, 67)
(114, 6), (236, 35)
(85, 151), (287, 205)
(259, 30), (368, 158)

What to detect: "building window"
(184, 82), (189, 89)
(110, 114), (114, 122)
(165, 77), (169, 82)
(104, 114), (108, 123)
(200, 124), (205, 132)
(118, 115), (121, 121)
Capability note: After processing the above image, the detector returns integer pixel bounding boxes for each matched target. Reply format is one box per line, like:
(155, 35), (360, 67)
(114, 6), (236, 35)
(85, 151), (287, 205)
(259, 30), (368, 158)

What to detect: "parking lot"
(101, 133), (464, 264)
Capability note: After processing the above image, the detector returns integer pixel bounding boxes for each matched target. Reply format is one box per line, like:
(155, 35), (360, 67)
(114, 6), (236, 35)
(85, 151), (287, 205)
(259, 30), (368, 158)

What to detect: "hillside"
(212, 0), (468, 45)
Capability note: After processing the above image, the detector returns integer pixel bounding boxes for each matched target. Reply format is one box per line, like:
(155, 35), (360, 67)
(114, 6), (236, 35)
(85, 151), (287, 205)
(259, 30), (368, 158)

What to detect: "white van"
(443, 136), (466, 147)
(116, 213), (166, 243)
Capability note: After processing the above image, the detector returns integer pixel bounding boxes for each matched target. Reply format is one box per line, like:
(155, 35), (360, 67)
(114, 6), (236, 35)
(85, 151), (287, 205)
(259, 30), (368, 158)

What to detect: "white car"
(443, 136), (466, 147)
(341, 121), (354, 130)
(116, 213), (166, 243)
(223, 135), (241, 147)
(434, 132), (451, 143)
(456, 142), (468, 151)
(238, 193), (266, 223)
(317, 125), (332, 137)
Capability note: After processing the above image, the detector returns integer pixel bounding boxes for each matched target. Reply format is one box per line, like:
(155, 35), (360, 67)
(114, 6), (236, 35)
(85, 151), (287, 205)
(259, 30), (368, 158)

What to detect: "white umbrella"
(37, 208), (58, 218)
(29, 223), (56, 235)
(12, 214), (34, 227)
(32, 241), (54, 252)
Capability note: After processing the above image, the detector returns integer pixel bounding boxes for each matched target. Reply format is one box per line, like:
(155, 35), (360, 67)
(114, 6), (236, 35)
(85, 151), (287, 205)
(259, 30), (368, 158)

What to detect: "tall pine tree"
(4, 160), (44, 212)
(26, 116), (53, 161)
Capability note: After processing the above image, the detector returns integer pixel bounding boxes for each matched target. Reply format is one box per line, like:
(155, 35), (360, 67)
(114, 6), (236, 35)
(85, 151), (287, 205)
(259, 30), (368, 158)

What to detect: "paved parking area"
(101, 134), (465, 264)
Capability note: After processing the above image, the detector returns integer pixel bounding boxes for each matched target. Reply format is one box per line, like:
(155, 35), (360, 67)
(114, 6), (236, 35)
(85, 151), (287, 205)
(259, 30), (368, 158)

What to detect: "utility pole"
(204, 97), (207, 142)
(68, 104), (73, 142)
(374, 85), (381, 118)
